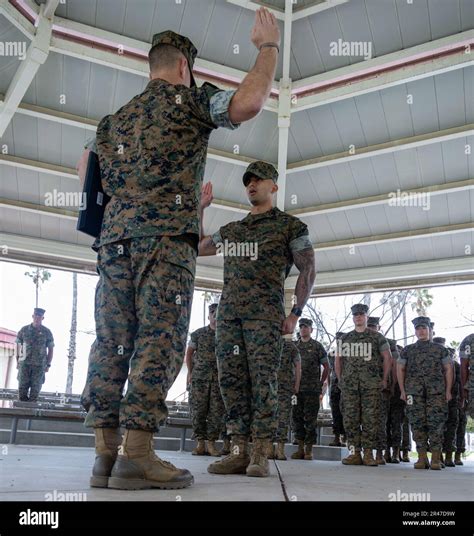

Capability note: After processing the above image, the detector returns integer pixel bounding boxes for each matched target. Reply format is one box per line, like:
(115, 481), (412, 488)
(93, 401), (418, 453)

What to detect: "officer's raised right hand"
(251, 7), (281, 50)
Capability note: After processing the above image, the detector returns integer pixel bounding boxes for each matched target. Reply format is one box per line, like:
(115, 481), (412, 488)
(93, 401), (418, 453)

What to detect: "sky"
(0, 260), (472, 401)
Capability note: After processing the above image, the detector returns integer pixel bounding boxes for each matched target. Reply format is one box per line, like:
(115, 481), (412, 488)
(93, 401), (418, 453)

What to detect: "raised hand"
(251, 7), (281, 50)
(200, 181), (213, 210)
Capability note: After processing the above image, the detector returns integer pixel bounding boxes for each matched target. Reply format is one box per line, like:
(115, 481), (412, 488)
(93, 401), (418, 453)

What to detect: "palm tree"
(65, 273), (78, 394)
(24, 266), (51, 307)
(411, 289), (433, 316)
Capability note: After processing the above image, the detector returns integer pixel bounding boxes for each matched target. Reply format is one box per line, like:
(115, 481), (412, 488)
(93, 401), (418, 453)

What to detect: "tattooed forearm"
(292, 248), (316, 309)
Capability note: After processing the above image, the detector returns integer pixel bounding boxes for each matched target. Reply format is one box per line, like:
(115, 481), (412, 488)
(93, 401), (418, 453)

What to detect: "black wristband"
(259, 42), (279, 53)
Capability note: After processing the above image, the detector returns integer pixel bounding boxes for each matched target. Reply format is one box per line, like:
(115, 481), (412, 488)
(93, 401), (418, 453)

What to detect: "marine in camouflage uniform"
(335, 304), (392, 467)
(79, 30), (242, 490)
(16, 308), (54, 402)
(367, 316), (400, 465)
(328, 332), (345, 446)
(459, 333), (474, 419)
(202, 161), (316, 478)
(398, 317), (453, 470)
(458, 333), (473, 465)
(271, 339), (301, 460)
(432, 338), (459, 467)
(385, 343), (407, 464)
(455, 389), (468, 465)
(186, 303), (226, 456)
(291, 318), (329, 460)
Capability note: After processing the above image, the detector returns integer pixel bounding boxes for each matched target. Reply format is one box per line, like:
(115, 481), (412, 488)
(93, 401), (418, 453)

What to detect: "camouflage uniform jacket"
(295, 338), (328, 393)
(398, 340), (451, 395)
(16, 324), (54, 367)
(211, 207), (312, 322)
(189, 325), (217, 380)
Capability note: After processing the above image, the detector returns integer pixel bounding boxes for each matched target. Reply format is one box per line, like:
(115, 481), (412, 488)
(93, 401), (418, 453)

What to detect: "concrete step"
(0, 417), (193, 439)
(0, 428), (347, 461)
(284, 444), (349, 461)
(0, 429), (197, 450)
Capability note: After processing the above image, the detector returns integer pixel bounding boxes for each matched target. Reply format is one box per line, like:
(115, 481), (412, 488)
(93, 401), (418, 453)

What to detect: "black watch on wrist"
(291, 306), (303, 317)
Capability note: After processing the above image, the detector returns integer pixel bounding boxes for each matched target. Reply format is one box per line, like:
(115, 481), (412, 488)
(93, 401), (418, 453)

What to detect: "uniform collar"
(242, 206), (279, 224)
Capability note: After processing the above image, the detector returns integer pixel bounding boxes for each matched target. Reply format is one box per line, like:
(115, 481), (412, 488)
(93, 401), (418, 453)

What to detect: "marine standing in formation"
(185, 303), (228, 457)
(291, 318), (328, 461)
(397, 317), (453, 470)
(335, 304), (392, 467)
(16, 308), (54, 402)
(328, 331), (346, 447)
(433, 337), (459, 467)
(199, 161), (316, 478)
(366, 316), (400, 465)
(77, 8), (281, 490)
(460, 333), (474, 421)
(269, 338), (301, 460)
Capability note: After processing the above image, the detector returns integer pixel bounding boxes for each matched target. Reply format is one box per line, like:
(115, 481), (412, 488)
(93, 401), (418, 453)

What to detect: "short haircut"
(148, 43), (184, 72)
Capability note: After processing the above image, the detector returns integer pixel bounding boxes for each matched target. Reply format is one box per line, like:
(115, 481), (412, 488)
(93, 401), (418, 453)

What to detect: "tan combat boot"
(206, 440), (221, 457)
(108, 429), (193, 489)
(375, 449), (385, 465)
(90, 428), (122, 488)
(192, 439), (207, 456)
(444, 451), (455, 467)
(362, 449), (378, 467)
(291, 440), (305, 459)
(276, 441), (287, 461)
(454, 452), (463, 466)
(391, 446), (400, 464)
(207, 435), (250, 474)
(221, 437), (231, 455)
(329, 434), (342, 447)
(304, 443), (313, 460)
(430, 449), (443, 470)
(267, 442), (276, 459)
(401, 449), (410, 462)
(342, 449), (362, 465)
(414, 449), (429, 469)
(246, 438), (270, 477)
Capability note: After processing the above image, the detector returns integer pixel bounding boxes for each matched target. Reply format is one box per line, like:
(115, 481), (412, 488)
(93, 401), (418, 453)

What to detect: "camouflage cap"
(208, 303), (218, 313)
(433, 337), (446, 345)
(429, 321), (435, 329)
(412, 316), (431, 329)
(33, 308), (45, 316)
(351, 303), (369, 315)
(299, 318), (313, 327)
(367, 316), (380, 326)
(243, 161), (278, 187)
(151, 31), (198, 87)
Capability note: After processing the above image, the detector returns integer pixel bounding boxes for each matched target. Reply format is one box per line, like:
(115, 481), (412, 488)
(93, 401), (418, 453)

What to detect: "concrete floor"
(0, 445), (472, 502)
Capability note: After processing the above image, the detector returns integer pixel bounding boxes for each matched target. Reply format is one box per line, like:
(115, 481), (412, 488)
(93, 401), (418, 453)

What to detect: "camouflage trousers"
(468, 392), (474, 419)
(406, 391), (448, 451)
(456, 406), (467, 453)
(386, 395), (406, 448)
(292, 391), (320, 445)
(216, 318), (282, 439)
(329, 384), (345, 435)
(18, 363), (45, 401)
(402, 415), (411, 450)
(274, 386), (294, 442)
(442, 398), (459, 452)
(376, 391), (390, 450)
(189, 369), (226, 441)
(81, 236), (194, 432)
(342, 387), (380, 450)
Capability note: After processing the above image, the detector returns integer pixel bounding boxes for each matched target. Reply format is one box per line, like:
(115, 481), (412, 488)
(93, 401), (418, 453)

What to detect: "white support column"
(276, 0), (293, 210)
(0, 4), (56, 136)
